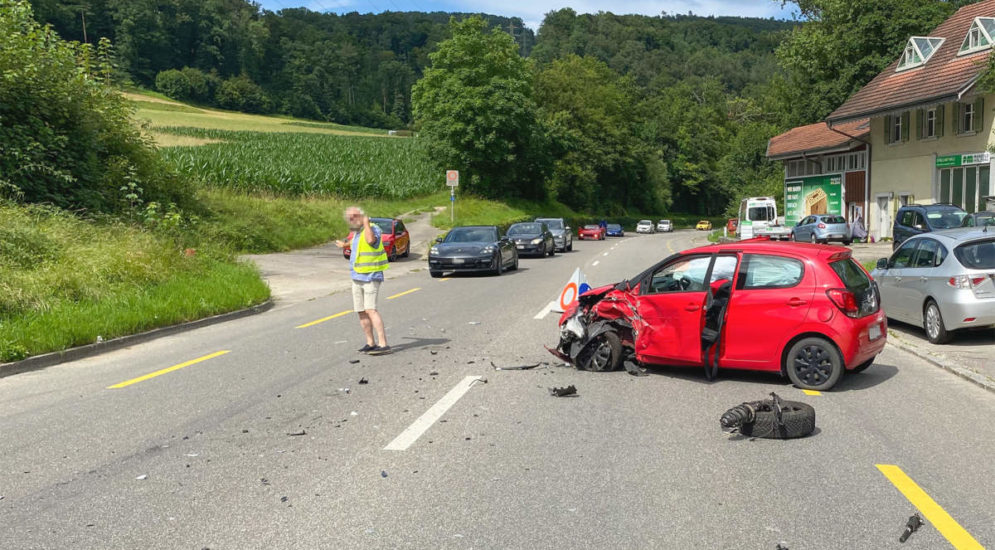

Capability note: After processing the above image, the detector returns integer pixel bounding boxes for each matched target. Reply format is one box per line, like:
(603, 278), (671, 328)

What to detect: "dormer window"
(959, 17), (995, 55)
(897, 37), (944, 71)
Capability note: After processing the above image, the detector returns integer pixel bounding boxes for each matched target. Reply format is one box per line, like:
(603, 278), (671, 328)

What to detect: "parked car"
(696, 220), (712, 231)
(507, 222), (556, 257)
(535, 217), (573, 252)
(606, 223), (625, 237)
(578, 224), (606, 240)
(551, 240), (885, 391)
(961, 211), (995, 228)
(727, 218), (739, 235)
(872, 228), (995, 344)
(893, 204), (967, 249)
(792, 214), (852, 245)
(657, 219), (673, 232)
(343, 217), (410, 262)
(428, 226), (518, 277)
(636, 220), (655, 234)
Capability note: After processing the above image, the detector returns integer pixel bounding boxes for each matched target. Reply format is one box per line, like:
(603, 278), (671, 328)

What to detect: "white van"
(738, 197), (777, 240)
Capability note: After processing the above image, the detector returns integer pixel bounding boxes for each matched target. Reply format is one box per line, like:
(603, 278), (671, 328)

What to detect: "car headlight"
(531, 237), (543, 244)
(430, 246), (439, 255)
(481, 246), (495, 254)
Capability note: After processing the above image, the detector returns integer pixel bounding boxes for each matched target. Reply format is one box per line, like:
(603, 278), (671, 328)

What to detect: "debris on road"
(261, 478), (270, 485)
(549, 385), (578, 397)
(349, 359), (361, 364)
(135, 474), (148, 480)
(623, 360), (647, 377)
(429, 371), (439, 376)
(338, 387), (351, 394)
(350, 411), (358, 416)
(491, 361), (541, 371)
(899, 513), (923, 543)
(468, 321), (481, 325)
(381, 470), (388, 478)
(719, 393), (815, 439)
(287, 430), (307, 436)
(280, 496), (288, 503)
(358, 377), (369, 385)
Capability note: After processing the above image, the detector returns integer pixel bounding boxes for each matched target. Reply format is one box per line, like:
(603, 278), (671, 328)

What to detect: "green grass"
(0, 202), (269, 362)
(130, 100), (205, 114)
(158, 128), (438, 198)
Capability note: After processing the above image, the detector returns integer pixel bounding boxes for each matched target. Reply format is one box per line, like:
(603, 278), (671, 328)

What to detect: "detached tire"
(785, 337), (844, 390)
(740, 401), (816, 439)
(579, 331), (622, 372)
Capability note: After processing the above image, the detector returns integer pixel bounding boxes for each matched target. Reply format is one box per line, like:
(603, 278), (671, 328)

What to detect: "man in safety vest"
(334, 206), (390, 355)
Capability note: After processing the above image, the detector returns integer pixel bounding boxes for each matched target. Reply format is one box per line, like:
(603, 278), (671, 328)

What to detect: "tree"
(155, 69), (191, 99)
(412, 16), (549, 200)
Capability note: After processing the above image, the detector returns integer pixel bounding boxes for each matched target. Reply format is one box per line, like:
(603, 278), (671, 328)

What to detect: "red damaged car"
(578, 224), (606, 240)
(550, 239), (886, 391)
(343, 217), (411, 262)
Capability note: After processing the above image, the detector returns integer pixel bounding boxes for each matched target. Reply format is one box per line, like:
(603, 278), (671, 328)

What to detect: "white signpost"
(446, 170), (459, 223)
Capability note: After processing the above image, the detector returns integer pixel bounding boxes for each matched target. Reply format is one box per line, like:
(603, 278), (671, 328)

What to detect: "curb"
(0, 300), (274, 379)
(885, 331), (995, 395)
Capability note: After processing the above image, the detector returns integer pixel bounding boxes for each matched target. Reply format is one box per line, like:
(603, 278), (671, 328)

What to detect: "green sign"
(936, 155), (961, 168)
(935, 152), (990, 168)
(784, 175), (843, 227)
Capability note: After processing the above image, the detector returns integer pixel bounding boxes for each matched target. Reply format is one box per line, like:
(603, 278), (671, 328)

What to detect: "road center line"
(387, 287), (421, 300)
(603, 252), (609, 257)
(384, 376), (482, 451)
(107, 351), (231, 389)
(802, 389), (821, 396)
(592, 260), (600, 266)
(534, 300), (555, 320)
(296, 309), (353, 329)
(876, 464), (983, 549)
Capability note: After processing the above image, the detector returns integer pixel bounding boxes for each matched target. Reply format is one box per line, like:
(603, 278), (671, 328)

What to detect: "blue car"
(605, 223), (625, 237)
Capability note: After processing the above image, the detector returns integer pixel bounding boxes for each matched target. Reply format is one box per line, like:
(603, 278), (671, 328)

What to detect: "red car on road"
(343, 217), (411, 262)
(551, 239), (886, 391)
(578, 224), (606, 240)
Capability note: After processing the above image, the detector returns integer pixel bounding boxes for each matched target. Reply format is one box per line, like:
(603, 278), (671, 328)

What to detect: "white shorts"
(352, 280), (382, 312)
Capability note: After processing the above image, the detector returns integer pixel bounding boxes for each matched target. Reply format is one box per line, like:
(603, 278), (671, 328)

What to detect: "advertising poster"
(784, 174), (844, 226)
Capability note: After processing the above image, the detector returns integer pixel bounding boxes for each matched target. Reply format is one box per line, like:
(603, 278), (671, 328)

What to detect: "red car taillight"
(817, 223), (826, 229)
(826, 289), (860, 318)
(947, 275), (987, 288)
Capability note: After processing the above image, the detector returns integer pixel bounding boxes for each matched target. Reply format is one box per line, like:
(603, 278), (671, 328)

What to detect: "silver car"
(792, 214), (852, 245)
(636, 220), (655, 233)
(871, 228), (995, 344)
(656, 219), (673, 232)
(535, 217), (573, 252)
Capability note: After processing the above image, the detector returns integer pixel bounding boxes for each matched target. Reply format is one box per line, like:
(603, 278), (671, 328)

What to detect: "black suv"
(892, 203), (968, 249)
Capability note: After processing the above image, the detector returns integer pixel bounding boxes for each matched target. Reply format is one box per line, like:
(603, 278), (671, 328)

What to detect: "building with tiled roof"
(826, 0), (995, 239)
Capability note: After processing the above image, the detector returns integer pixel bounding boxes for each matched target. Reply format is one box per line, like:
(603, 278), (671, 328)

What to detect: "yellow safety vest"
(353, 231), (389, 273)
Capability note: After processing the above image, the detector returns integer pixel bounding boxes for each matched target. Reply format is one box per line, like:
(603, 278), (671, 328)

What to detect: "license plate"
(516, 245), (525, 249)
(452, 258), (465, 265)
(868, 323), (882, 341)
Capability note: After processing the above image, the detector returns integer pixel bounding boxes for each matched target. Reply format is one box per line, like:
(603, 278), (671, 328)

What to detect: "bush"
(216, 75), (272, 114)
(155, 69), (191, 100)
(0, 0), (191, 214)
(180, 67), (219, 103)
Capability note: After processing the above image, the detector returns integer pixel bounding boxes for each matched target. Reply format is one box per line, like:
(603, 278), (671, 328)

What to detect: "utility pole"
(81, 10), (88, 43)
(506, 20), (522, 55)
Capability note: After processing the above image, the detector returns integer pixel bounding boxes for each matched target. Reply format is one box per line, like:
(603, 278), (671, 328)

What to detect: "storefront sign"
(784, 175), (844, 226)
(936, 152), (990, 168)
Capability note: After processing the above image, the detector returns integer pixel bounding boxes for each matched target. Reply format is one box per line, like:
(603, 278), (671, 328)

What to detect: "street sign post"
(446, 170), (459, 223)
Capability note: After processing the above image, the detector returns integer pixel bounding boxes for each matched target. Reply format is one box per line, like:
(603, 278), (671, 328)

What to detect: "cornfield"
(157, 128), (439, 198)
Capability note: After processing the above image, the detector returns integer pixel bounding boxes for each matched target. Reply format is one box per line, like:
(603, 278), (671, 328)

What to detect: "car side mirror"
(876, 258), (889, 270)
(914, 224), (925, 231)
(434, 236), (443, 244)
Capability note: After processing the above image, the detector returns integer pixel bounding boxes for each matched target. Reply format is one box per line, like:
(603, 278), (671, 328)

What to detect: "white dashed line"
(603, 252), (609, 257)
(384, 376), (483, 451)
(592, 260), (600, 266)
(534, 300), (556, 320)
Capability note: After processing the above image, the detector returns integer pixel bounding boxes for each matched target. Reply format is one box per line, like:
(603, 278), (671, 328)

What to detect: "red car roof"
(688, 238), (851, 260)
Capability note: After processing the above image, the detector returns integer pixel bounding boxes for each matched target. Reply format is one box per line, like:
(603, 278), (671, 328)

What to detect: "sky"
(255, 0), (798, 33)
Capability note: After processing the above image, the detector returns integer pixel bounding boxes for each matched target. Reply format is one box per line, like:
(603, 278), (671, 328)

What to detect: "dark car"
(606, 223), (625, 237)
(893, 204), (967, 249)
(429, 226), (518, 277)
(342, 217), (411, 262)
(961, 211), (995, 228)
(507, 222), (556, 257)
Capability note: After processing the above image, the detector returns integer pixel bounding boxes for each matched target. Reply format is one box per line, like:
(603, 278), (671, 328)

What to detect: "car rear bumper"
(841, 311), (888, 368)
(940, 298), (995, 330)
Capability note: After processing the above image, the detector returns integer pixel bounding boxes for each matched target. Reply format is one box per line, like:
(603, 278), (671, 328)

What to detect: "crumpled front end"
(549, 284), (642, 369)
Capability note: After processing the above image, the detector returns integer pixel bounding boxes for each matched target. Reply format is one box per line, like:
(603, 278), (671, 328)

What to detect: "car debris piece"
(719, 393), (815, 439)
(287, 430), (307, 436)
(491, 361), (541, 371)
(381, 470), (388, 478)
(349, 359), (361, 364)
(775, 544), (789, 550)
(429, 371), (439, 376)
(358, 378), (369, 385)
(135, 474), (148, 480)
(549, 385), (577, 397)
(899, 514), (923, 543)
(280, 496), (288, 503)
(623, 360), (647, 377)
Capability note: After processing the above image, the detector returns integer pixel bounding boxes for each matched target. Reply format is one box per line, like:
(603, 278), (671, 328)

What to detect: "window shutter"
(975, 97), (985, 133)
(884, 114), (893, 143)
(954, 102), (961, 134)
(901, 111), (910, 142)
(937, 104), (945, 137)
(916, 109), (924, 139)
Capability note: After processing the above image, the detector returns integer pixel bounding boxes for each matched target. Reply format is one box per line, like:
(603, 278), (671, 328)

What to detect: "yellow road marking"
(802, 389), (822, 396)
(438, 278), (450, 282)
(107, 351), (230, 389)
(876, 464), (984, 550)
(666, 239), (675, 253)
(296, 309), (353, 329)
(387, 287), (421, 300)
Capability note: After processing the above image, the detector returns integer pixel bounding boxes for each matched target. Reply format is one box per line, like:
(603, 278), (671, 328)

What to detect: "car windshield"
(584, 225), (600, 229)
(954, 238), (995, 269)
(538, 219), (563, 230)
(748, 206), (774, 221)
(830, 259), (878, 316)
(926, 210), (968, 229)
(508, 223), (541, 235)
(608, 224), (621, 230)
(444, 227), (497, 243)
(638, 220), (651, 225)
(373, 219), (393, 233)
(660, 220), (670, 224)
(821, 216), (846, 224)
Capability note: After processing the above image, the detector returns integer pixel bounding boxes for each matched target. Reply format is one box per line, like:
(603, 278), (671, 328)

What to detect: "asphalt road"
(2, 230), (993, 549)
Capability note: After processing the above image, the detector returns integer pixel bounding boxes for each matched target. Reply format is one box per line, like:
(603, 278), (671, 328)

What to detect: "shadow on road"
(638, 361), (897, 392)
(390, 336), (451, 353)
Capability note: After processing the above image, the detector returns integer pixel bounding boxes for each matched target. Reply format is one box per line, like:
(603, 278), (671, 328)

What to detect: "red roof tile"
(828, 0), (995, 123)
(766, 119), (869, 159)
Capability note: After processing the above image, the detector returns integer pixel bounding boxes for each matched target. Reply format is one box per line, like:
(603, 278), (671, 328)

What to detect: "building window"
(925, 109), (936, 138)
(963, 102), (974, 132)
(955, 99), (984, 135)
(960, 17), (995, 55)
(887, 113), (906, 144)
(897, 37), (944, 71)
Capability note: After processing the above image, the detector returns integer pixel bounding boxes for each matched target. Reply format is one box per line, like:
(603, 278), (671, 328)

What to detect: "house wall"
(867, 93), (995, 239)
